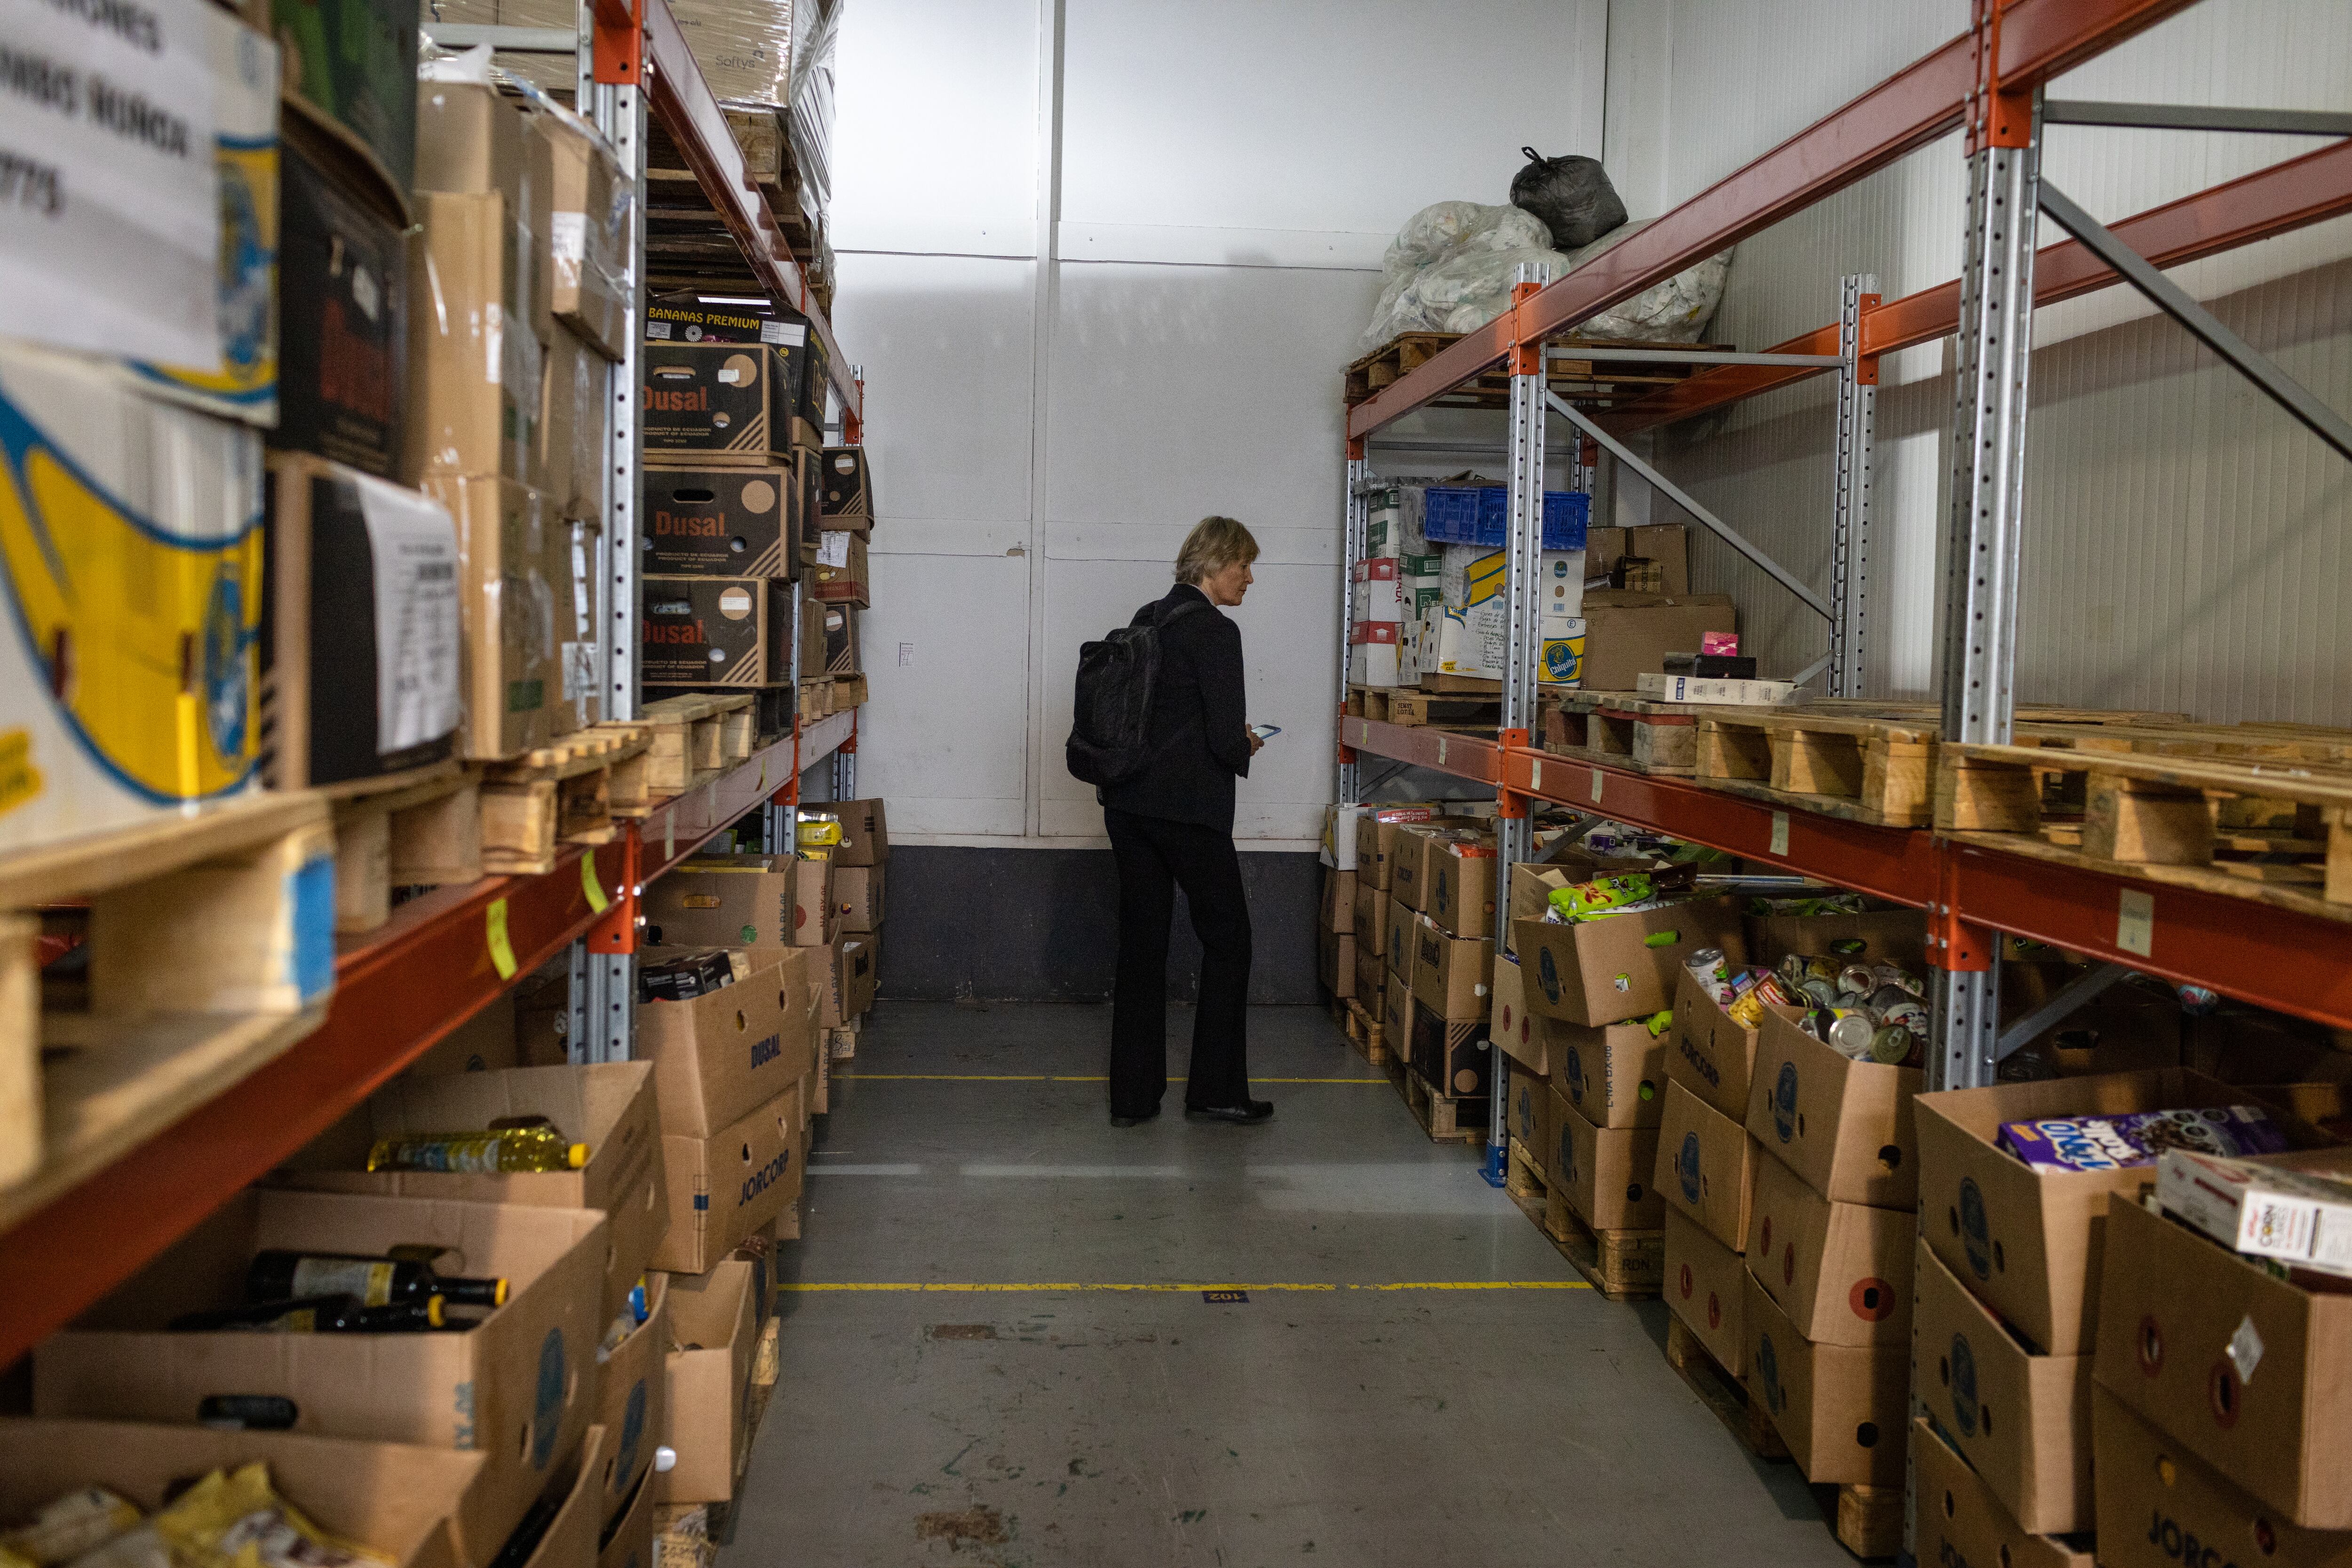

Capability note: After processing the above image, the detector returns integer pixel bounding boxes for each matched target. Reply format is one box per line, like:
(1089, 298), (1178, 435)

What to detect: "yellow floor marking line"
(779, 1280), (1590, 1293)
(833, 1074), (1387, 1084)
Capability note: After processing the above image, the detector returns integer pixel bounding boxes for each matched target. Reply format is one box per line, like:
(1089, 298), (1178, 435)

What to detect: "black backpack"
(1065, 598), (1205, 787)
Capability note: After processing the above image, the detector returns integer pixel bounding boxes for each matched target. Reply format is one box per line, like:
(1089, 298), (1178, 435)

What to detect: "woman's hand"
(1248, 730), (1265, 756)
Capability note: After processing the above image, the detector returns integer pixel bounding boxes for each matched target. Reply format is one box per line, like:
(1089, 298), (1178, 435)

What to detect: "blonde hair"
(1175, 516), (1259, 584)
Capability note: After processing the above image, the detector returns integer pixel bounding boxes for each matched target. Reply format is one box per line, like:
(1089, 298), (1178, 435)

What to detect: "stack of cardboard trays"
(1910, 1067), (2324, 1568)
(1376, 818), (1504, 1107)
(1337, 806), (1437, 1019)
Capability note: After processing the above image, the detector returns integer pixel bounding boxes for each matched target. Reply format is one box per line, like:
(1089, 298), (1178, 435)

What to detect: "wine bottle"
(367, 1124), (588, 1173)
(170, 1293), (446, 1333)
(246, 1250), (509, 1310)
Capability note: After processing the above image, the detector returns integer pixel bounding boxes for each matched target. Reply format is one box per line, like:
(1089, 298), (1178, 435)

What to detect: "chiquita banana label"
(0, 347), (262, 828)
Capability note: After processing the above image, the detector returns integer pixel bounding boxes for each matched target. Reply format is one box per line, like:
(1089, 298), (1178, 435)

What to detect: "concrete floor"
(724, 1003), (1853, 1568)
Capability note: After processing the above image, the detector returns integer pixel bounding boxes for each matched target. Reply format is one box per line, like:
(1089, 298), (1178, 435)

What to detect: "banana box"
(126, 7), (281, 428)
(0, 345), (264, 852)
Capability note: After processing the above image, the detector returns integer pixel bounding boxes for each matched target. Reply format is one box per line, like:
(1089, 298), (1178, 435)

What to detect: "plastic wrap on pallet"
(787, 0), (837, 217)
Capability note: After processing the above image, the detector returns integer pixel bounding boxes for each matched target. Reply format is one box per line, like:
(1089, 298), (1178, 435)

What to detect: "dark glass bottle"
(246, 1250), (509, 1310)
(171, 1292), (446, 1333)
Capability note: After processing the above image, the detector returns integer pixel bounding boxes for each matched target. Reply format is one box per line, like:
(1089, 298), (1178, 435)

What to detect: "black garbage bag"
(1509, 147), (1628, 252)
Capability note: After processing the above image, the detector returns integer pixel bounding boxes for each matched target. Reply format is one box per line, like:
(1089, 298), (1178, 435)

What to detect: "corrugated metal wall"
(1627, 0), (2352, 721)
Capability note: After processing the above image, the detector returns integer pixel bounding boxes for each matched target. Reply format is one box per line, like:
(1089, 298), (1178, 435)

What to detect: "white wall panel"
(1061, 0), (1607, 236)
(830, 0), (1041, 255)
(826, 252), (1037, 525)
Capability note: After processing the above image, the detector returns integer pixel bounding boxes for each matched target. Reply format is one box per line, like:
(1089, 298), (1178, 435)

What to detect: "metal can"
(1827, 1011), (1877, 1059)
(1881, 998), (1931, 1038)
(1801, 977), (1843, 1008)
(1869, 1025), (1917, 1066)
(1837, 964), (1877, 998)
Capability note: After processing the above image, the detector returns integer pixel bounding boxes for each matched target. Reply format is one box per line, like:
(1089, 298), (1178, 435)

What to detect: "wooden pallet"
(1696, 708), (1940, 826)
(0, 795), (336, 1228)
(1543, 690), (1702, 776)
(1344, 332), (1731, 410)
(481, 727), (654, 875)
(1937, 740), (2352, 921)
(1384, 1052), (1486, 1146)
(1340, 996), (1389, 1065)
(1504, 1138), (1548, 1202)
(319, 761), (482, 934)
(630, 694), (751, 795)
(1388, 691), (1501, 729)
(1542, 1188), (1664, 1299)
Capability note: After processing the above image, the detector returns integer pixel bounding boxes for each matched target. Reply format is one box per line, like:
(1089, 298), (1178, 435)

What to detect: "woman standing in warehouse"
(1098, 517), (1271, 1128)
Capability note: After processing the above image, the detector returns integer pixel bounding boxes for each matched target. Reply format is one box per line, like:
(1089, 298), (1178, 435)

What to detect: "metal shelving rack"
(0, 0), (865, 1369)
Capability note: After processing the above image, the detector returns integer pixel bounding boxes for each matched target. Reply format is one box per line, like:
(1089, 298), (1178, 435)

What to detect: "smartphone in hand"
(1248, 724), (1281, 741)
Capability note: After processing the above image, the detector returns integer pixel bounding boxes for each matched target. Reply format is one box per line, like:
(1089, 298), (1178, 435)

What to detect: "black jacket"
(1099, 582), (1251, 831)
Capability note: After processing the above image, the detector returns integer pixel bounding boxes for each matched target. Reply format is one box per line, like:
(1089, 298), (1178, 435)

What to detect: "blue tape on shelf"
(1421, 488), (1589, 550)
(288, 853), (337, 1004)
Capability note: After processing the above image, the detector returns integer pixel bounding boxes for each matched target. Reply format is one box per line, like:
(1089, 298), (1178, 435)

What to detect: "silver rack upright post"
(1337, 451), (1367, 806)
(1828, 273), (1877, 699)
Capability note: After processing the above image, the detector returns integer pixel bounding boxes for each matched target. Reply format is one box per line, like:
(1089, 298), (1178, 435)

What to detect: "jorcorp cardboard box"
(409, 191), (541, 486)
(660, 1259), (760, 1504)
(1666, 1208), (1748, 1377)
(1668, 964), (1764, 1122)
(818, 446), (874, 529)
(1382, 970), (1410, 1047)
(1745, 1152), (1911, 1347)
(1912, 1418), (2095, 1568)
(1321, 867), (1356, 933)
(653, 1080), (804, 1274)
(1385, 895), (1414, 985)
(643, 464), (798, 578)
(2094, 1187), (2352, 1529)
(1410, 919), (1492, 1023)
(594, 1273), (669, 1526)
(833, 799), (890, 866)
(1747, 1003), (1923, 1210)
(1514, 898), (1743, 1028)
(642, 342), (798, 462)
(1353, 808), (1446, 891)
(274, 134), (406, 478)
(1389, 826), (1439, 911)
(2092, 1389), (2352, 1568)
(1553, 1094), (1663, 1232)
(1491, 954), (1544, 1072)
(641, 576), (791, 686)
(645, 856), (835, 949)
(1354, 941), (1386, 1006)
(1915, 1239), (2093, 1535)
(275, 1061), (667, 1322)
(1427, 841), (1498, 939)
(33, 1190), (605, 1565)
(599, 1462), (657, 1568)
(1318, 927), (1356, 1000)
(1552, 1017), (1669, 1130)
(1579, 591), (1738, 693)
(1510, 1065), (1553, 1176)
(1741, 907), (1927, 970)
(835, 864), (883, 932)
(1744, 1275), (1908, 1485)
(635, 947), (814, 1135)
(1659, 1080), (1757, 1253)
(421, 477), (570, 758)
(261, 454), (463, 788)
(1915, 1068), (2257, 1356)
(1354, 878), (1391, 959)
(0, 1420), (482, 1568)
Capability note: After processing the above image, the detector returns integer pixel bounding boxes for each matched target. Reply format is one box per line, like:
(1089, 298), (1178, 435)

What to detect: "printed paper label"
(760, 320), (806, 346)
(817, 532), (851, 568)
(355, 476), (462, 754)
(2117, 888), (2155, 957)
(548, 211), (586, 263)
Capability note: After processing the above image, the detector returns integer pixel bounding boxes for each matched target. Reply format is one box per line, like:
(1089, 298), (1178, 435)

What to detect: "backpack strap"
(1158, 597), (1208, 629)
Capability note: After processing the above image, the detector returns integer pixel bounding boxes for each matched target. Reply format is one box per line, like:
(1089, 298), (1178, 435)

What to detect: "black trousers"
(1104, 807), (1253, 1115)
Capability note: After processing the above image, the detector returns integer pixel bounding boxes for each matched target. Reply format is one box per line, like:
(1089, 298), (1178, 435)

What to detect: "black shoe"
(1185, 1099), (1274, 1124)
(1110, 1107), (1160, 1128)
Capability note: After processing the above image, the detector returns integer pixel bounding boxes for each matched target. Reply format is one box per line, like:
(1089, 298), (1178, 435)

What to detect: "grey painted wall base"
(876, 845), (1322, 1004)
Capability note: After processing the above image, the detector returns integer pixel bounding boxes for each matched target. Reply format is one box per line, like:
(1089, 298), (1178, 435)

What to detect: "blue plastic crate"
(1420, 487), (1589, 550)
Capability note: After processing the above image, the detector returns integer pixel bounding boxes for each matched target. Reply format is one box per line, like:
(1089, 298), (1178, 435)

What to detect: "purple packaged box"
(1998, 1106), (2289, 1173)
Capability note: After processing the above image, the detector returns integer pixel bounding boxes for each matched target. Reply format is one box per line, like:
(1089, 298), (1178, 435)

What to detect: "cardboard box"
(1513, 897), (1743, 1027)
(817, 935), (877, 1029)
(818, 446), (874, 529)
(274, 135), (405, 478)
(1915, 1068), (2252, 1356)
(645, 856), (835, 950)
(593, 1273), (669, 1526)
(1745, 1151), (1911, 1347)
(644, 299), (808, 350)
(1585, 524), (1691, 597)
(1409, 917), (1492, 1023)
(1410, 1000), (1491, 1103)
(538, 325), (607, 525)
(1491, 953), (1544, 1072)
(0, 1419), (479, 1568)
(1427, 841), (1498, 939)
(1504, 863), (1573, 956)
(251, 0), (416, 193)
(1388, 825), (1438, 911)
(415, 80), (527, 204)
(1382, 968), (1410, 1047)
(1665, 1208), (1748, 1377)
(1354, 808), (1443, 891)
(1579, 591), (1738, 693)
(641, 576), (791, 686)
(598, 1461), (657, 1568)
(1510, 1065), (1554, 1176)
(261, 454), (463, 788)
(811, 596), (858, 676)
(1353, 878), (1390, 957)
(833, 799), (890, 866)
(643, 465), (797, 577)
(659, 1259), (760, 1504)
(811, 530), (869, 606)
(276, 1062), (667, 1322)
(1744, 1274), (1907, 1485)
(1353, 940), (1386, 1007)
(527, 107), (628, 359)
(642, 342), (798, 462)
(1321, 867), (1356, 934)
(1659, 1080), (1757, 1252)
(409, 191), (541, 487)
(652, 1081), (804, 1274)
(1318, 926), (1356, 1000)
(420, 477), (569, 758)
(1747, 1003), (1923, 1210)
(1554, 1093), (1663, 1232)
(1912, 1418), (2095, 1568)
(1916, 1239), (2093, 1534)
(1384, 895), (1414, 985)
(2092, 1389), (2352, 1568)
(835, 864), (883, 932)
(34, 1190), (605, 1564)
(635, 947), (815, 1135)
(1742, 907), (1927, 970)
(2094, 1189), (2352, 1528)
(1551, 1018), (1669, 1130)
(1668, 964), (1763, 1121)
